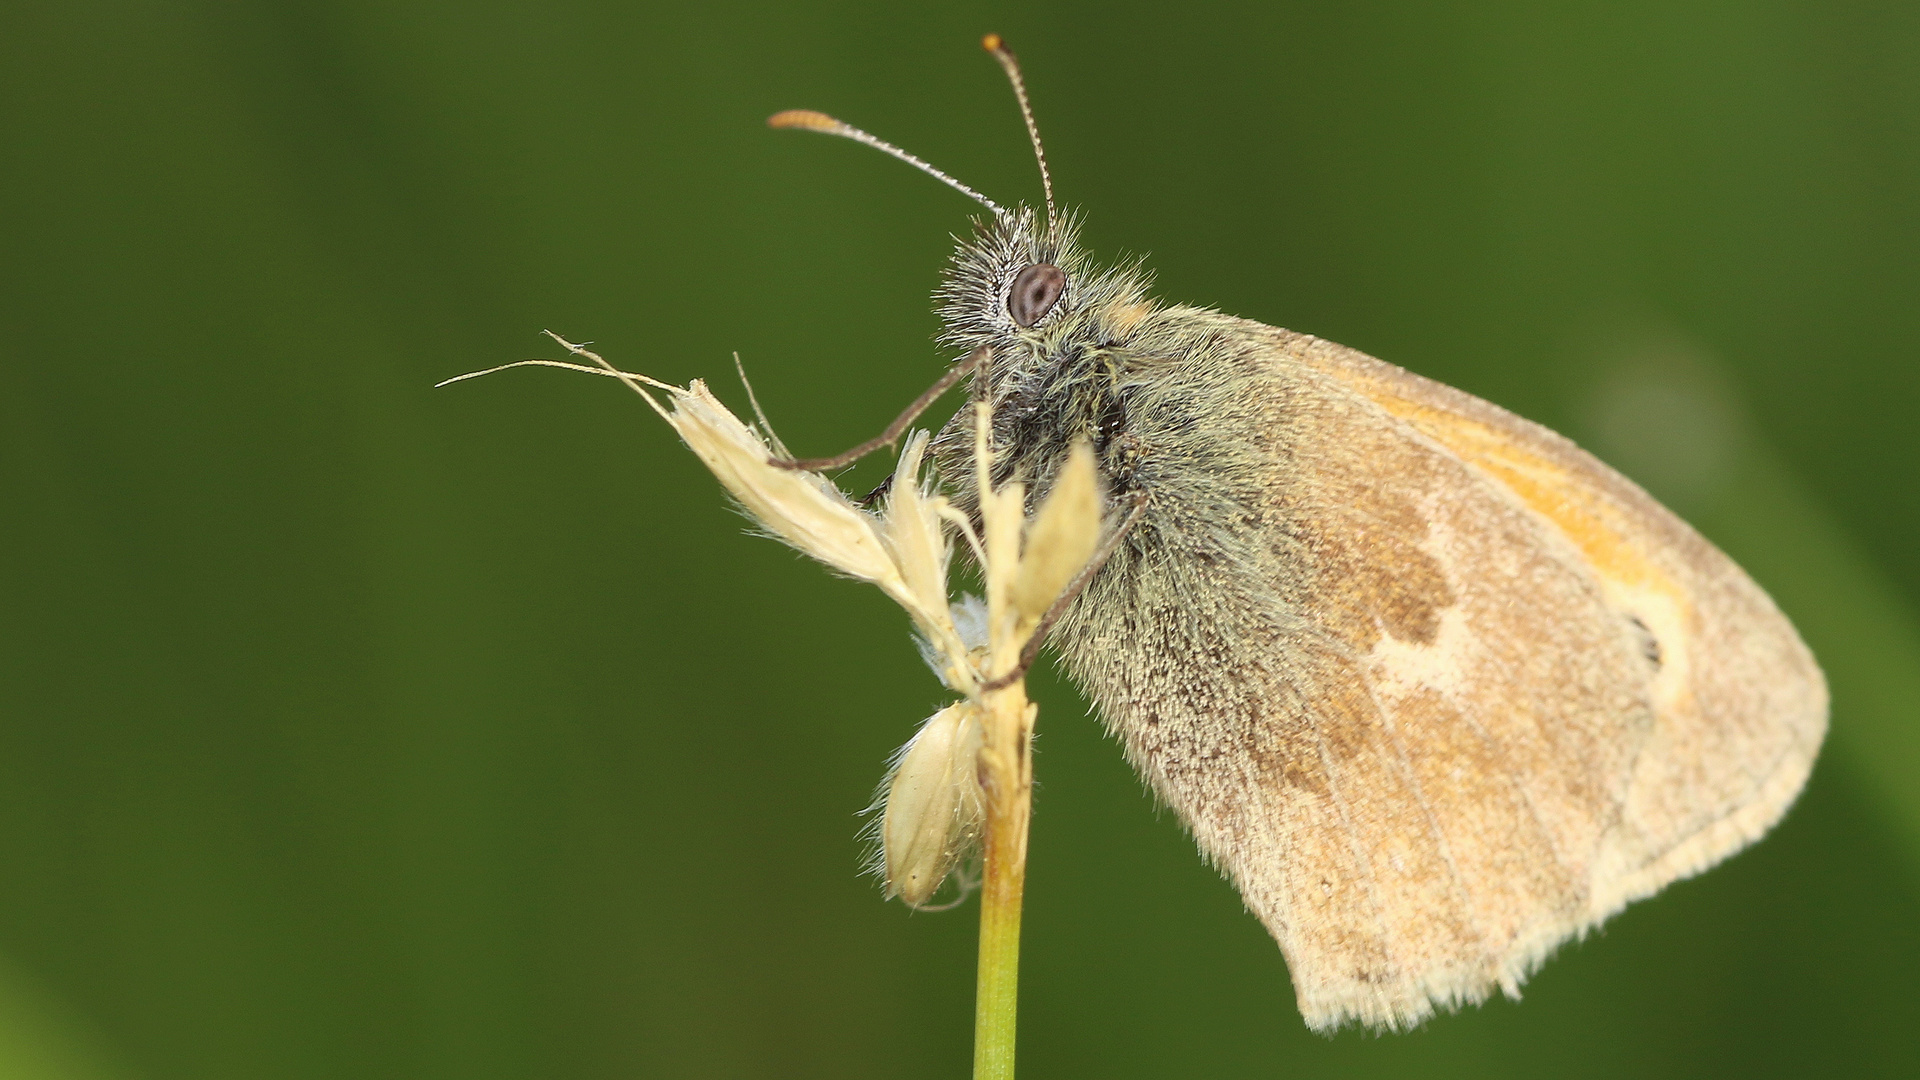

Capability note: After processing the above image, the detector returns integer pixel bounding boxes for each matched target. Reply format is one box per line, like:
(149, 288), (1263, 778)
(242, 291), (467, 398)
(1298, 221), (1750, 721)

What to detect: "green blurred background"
(3, 2), (1918, 1077)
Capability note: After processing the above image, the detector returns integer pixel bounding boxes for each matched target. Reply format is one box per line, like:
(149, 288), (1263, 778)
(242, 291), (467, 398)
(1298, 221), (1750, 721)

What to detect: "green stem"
(973, 689), (1032, 1080)
(972, 824), (1025, 1077)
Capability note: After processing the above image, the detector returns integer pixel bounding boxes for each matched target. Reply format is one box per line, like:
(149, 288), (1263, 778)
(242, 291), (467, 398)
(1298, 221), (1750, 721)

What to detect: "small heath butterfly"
(769, 35), (1828, 1032)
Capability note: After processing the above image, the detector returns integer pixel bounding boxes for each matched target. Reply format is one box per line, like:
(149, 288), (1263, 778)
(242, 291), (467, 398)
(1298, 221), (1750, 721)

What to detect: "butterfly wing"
(1059, 319), (1826, 1031)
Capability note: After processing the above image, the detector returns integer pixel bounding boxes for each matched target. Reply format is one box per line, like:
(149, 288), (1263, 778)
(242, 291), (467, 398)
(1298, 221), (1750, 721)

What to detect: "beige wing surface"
(1112, 324), (1826, 1032)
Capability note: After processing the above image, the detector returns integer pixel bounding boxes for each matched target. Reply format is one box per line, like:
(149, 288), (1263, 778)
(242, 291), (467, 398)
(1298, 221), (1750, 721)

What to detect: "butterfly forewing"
(1051, 318), (1826, 1031)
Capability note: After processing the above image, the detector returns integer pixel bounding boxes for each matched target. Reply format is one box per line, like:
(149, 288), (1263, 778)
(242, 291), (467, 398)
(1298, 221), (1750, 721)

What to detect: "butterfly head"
(936, 207), (1155, 374)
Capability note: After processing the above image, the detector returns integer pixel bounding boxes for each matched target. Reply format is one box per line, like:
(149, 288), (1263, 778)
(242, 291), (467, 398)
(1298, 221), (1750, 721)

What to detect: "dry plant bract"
(443, 334), (1108, 911)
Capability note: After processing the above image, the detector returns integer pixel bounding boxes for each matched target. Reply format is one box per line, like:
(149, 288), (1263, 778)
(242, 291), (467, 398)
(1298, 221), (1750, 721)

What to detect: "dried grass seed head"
(881, 701), (985, 906)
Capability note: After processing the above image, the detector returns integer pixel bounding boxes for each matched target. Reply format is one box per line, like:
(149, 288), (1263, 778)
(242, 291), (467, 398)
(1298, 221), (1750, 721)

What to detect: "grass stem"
(972, 681), (1034, 1079)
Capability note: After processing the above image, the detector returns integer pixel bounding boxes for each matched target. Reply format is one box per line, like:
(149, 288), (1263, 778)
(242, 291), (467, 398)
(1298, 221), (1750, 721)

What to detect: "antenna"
(767, 109), (1006, 217)
(981, 34), (1054, 229)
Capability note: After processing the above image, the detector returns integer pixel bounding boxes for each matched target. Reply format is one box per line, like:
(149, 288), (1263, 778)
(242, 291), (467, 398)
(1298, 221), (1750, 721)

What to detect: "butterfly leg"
(768, 345), (989, 472)
(855, 474), (894, 508)
(984, 492), (1149, 691)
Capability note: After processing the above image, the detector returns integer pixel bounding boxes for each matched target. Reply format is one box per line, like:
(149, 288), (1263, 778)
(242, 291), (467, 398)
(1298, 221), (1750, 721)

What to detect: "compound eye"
(1006, 263), (1066, 327)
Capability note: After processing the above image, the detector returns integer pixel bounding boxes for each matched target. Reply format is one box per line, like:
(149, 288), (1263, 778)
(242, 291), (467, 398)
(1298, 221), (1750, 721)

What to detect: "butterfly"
(770, 35), (1827, 1031)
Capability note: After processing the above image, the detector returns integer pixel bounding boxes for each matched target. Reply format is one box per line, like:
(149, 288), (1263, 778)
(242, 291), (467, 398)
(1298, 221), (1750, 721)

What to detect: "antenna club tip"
(981, 33), (1005, 53)
(768, 109), (841, 132)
